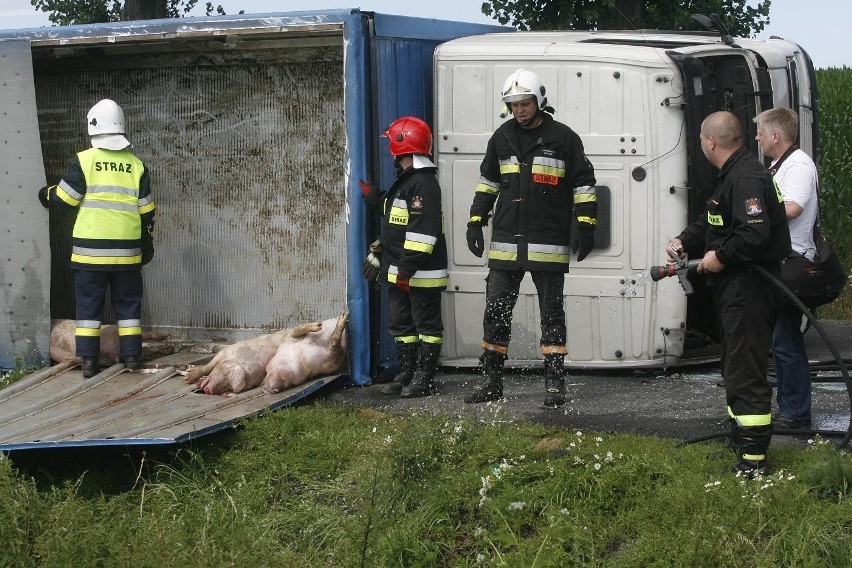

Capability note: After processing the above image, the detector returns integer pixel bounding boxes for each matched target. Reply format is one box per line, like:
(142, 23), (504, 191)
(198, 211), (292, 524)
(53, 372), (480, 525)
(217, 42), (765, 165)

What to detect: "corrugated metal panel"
(33, 41), (348, 337)
(0, 355), (339, 451)
(0, 40), (50, 368)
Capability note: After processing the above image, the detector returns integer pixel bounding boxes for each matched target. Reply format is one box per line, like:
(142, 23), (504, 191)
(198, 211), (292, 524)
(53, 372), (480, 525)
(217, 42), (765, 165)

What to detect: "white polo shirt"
(771, 149), (818, 260)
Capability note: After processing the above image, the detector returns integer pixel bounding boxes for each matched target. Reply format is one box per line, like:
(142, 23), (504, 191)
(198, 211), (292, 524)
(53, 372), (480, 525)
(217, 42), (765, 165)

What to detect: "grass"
(815, 67), (852, 320)
(0, 340), (45, 390)
(2, 403), (852, 567)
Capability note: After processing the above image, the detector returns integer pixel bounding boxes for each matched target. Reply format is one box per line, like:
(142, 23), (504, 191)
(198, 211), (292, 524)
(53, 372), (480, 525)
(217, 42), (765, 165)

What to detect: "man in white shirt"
(754, 108), (819, 430)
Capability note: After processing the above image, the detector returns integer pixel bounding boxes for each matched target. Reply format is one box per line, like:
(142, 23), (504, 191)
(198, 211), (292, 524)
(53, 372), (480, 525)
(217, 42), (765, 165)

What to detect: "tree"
(31, 0), (228, 26)
(481, 0), (772, 37)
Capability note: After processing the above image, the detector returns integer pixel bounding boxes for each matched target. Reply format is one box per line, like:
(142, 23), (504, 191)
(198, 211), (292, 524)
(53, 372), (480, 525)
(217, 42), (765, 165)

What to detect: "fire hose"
(649, 259), (852, 450)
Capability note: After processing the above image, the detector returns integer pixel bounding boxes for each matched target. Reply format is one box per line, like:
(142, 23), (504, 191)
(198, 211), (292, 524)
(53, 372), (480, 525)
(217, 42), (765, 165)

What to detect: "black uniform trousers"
(483, 269), (566, 351)
(75, 269), (144, 358)
(387, 286), (443, 344)
(714, 268), (779, 456)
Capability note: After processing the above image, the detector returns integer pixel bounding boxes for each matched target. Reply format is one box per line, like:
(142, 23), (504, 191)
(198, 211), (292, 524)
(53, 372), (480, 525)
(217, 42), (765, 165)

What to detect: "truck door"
(667, 49), (774, 346)
(0, 40), (50, 369)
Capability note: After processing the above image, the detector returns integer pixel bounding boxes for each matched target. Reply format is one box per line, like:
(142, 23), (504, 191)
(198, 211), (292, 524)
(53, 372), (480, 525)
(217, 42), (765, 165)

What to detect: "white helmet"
(501, 68), (548, 111)
(87, 99), (130, 150)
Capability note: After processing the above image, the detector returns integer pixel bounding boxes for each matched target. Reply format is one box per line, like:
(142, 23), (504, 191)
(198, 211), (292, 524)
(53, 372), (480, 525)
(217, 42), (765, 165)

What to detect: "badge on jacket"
(744, 197), (763, 216)
(411, 195), (423, 211)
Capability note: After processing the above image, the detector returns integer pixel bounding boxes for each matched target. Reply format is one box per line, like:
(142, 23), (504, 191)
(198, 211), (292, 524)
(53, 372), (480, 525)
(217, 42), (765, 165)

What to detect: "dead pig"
(261, 311), (349, 394)
(184, 329), (292, 395)
(49, 319), (170, 366)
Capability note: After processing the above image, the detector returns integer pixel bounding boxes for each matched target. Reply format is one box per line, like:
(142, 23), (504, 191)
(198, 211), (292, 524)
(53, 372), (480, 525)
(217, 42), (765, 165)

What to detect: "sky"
(0, 0), (849, 68)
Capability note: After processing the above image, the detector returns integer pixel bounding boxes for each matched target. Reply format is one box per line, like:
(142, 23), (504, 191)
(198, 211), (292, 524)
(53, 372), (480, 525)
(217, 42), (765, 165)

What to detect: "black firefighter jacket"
(469, 113), (597, 272)
(379, 164), (448, 291)
(678, 147), (791, 283)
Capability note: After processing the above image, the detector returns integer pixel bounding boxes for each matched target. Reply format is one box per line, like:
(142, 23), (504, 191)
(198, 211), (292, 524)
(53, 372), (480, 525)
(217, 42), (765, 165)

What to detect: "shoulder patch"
(744, 197), (763, 216)
(411, 195), (423, 211)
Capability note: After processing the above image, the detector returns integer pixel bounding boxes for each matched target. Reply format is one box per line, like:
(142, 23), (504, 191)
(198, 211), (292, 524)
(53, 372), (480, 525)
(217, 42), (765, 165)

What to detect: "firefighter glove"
(38, 185), (53, 208)
(360, 177), (384, 208)
(141, 241), (155, 266)
(395, 269), (411, 293)
(574, 226), (595, 262)
(362, 239), (382, 282)
(466, 222), (484, 258)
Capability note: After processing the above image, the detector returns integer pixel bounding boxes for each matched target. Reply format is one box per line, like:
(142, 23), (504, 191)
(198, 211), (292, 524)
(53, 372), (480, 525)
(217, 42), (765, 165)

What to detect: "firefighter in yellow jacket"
(39, 99), (156, 378)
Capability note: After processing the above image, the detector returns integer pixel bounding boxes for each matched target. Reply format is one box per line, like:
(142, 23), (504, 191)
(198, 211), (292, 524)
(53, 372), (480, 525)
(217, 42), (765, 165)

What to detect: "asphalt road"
(323, 321), (852, 448)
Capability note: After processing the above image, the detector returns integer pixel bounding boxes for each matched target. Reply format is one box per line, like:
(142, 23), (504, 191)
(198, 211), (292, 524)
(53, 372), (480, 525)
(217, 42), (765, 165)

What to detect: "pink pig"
(260, 311), (349, 394)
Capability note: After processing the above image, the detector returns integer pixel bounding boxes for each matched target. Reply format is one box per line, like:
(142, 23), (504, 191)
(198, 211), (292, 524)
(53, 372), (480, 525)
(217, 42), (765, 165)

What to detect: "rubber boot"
(123, 354), (141, 371)
(81, 357), (99, 379)
(543, 353), (566, 407)
(732, 424), (772, 478)
(381, 342), (418, 395)
(401, 342), (441, 398)
(464, 350), (505, 404)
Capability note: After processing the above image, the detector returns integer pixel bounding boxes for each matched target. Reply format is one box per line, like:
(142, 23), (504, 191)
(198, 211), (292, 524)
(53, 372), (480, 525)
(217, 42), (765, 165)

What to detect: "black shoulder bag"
(772, 148), (848, 308)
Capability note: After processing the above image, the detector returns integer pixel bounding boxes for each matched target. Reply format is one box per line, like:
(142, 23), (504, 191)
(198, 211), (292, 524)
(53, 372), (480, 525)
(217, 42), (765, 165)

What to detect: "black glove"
(362, 239), (382, 282)
(141, 240), (154, 266)
(466, 223), (484, 258)
(38, 185), (52, 208)
(574, 226), (595, 262)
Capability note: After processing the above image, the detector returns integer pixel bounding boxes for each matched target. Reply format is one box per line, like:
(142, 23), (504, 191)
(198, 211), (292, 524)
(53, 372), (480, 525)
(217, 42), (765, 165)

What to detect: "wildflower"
(508, 501), (526, 511)
(593, 463), (601, 471)
(476, 553), (485, 564)
(560, 508), (570, 516)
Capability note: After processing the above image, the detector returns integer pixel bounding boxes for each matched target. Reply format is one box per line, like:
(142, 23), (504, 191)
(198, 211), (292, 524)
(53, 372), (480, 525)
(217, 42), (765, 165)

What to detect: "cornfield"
(815, 67), (852, 319)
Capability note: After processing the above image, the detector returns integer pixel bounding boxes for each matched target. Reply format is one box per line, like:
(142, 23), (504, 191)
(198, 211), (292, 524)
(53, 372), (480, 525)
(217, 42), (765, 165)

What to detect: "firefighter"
(38, 99), (156, 378)
(464, 68), (597, 406)
(361, 116), (448, 397)
(667, 111), (790, 477)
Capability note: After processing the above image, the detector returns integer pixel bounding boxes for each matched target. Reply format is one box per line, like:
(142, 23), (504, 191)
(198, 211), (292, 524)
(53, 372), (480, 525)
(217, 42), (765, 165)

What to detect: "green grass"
(815, 67), (852, 320)
(2, 403), (852, 567)
(0, 340), (45, 390)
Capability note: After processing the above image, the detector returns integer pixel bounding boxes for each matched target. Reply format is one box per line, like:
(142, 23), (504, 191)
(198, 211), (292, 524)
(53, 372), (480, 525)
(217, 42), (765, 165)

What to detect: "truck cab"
(434, 30), (817, 368)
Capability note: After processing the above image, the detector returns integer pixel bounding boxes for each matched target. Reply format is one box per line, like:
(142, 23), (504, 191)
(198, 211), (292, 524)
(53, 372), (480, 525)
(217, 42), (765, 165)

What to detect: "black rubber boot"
(543, 353), (566, 407)
(123, 355), (141, 371)
(381, 342), (418, 395)
(732, 424), (772, 478)
(81, 357), (99, 379)
(464, 350), (505, 404)
(401, 342), (441, 398)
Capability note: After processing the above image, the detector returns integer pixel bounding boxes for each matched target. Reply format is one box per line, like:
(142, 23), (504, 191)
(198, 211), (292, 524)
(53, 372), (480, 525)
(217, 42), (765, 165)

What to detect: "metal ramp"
(0, 354), (340, 451)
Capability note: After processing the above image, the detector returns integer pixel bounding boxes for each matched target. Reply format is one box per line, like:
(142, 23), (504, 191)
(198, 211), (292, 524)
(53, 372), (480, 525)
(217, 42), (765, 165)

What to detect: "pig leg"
(290, 322), (322, 338)
(185, 352), (224, 384)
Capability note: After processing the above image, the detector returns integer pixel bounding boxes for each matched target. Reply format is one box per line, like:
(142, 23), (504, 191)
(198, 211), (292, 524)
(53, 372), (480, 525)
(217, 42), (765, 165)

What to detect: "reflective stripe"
(531, 156), (566, 177)
(573, 185), (597, 203)
(72, 252), (143, 265)
(118, 326), (142, 336)
(481, 341), (508, 354)
(476, 176), (500, 195)
(743, 453), (766, 461)
(87, 184), (138, 197)
(75, 320), (101, 337)
(419, 334), (443, 344)
(395, 335), (419, 344)
(389, 198), (409, 225)
(57, 180), (83, 204)
(541, 345), (567, 355)
(73, 246), (141, 258)
(576, 216), (597, 226)
(118, 319), (142, 327)
(470, 215), (484, 224)
(81, 200), (139, 212)
(528, 243), (570, 264)
(499, 157), (520, 174)
(728, 406), (772, 427)
(138, 195), (156, 214)
(708, 212), (723, 226)
(772, 179), (784, 203)
(77, 320), (101, 329)
(388, 265), (448, 288)
(488, 241), (518, 262)
(404, 231), (437, 253)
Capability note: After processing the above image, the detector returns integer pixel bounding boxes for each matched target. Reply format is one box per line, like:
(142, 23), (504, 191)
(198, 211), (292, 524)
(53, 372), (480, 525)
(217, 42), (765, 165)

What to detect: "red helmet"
(382, 116), (432, 157)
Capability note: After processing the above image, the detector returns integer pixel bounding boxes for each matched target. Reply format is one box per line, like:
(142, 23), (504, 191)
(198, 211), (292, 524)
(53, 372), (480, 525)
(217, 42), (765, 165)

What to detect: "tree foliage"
(31, 0), (227, 26)
(481, 0), (772, 36)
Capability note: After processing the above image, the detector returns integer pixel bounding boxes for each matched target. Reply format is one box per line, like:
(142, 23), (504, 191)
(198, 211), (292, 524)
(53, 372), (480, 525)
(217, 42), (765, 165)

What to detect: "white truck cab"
(434, 30), (817, 368)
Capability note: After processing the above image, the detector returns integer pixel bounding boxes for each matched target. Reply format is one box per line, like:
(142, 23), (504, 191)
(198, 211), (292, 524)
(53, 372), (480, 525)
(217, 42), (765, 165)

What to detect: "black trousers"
(714, 268), (779, 456)
(74, 269), (143, 358)
(387, 286), (443, 344)
(483, 269), (566, 352)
